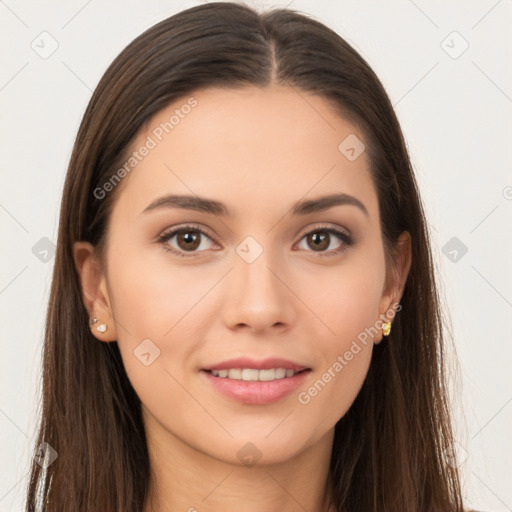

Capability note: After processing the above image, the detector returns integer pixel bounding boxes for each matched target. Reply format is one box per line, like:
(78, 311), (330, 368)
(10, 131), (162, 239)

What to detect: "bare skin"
(74, 84), (411, 512)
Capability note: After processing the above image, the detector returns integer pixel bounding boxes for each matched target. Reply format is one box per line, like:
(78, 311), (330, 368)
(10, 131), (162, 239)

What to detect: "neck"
(142, 413), (335, 512)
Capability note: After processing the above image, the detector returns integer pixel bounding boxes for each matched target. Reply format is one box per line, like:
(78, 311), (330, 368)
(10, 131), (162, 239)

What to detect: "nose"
(220, 245), (296, 334)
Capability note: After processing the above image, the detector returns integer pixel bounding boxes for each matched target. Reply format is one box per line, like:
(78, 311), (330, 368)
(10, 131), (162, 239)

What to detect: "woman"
(26, 2), (472, 511)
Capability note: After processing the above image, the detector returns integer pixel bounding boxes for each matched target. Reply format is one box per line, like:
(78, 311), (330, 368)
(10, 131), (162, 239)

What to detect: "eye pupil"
(178, 231), (200, 250)
(308, 232), (329, 251)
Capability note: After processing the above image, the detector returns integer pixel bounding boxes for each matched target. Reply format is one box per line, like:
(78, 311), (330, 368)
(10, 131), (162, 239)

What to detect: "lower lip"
(201, 370), (310, 405)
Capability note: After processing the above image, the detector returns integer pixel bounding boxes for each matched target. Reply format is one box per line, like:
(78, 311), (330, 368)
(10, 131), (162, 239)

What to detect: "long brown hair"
(26, 3), (465, 510)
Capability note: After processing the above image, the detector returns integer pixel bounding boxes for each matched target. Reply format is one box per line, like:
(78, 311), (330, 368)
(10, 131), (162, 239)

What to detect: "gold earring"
(382, 321), (392, 337)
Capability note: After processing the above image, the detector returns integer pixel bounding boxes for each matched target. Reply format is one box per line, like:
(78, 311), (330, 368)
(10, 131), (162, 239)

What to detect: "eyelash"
(156, 223), (354, 258)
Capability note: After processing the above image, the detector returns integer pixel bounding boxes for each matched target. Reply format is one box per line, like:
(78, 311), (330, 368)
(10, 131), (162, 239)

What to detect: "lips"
(201, 357), (311, 405)
(209, 368), (300, 381)
(202, 357), (309, 372)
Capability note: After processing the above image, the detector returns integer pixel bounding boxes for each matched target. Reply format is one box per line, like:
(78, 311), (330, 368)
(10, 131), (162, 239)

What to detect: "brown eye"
(296, 226), (353, 256)
(176, 231), (201, 251)
(306, 232), (330, 251)
(157, 225), (217, 257)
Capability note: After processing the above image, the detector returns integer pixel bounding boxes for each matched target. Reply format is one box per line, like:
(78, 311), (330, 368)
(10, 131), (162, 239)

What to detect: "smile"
(208, 368), (302, 381)
(202, 368), (311, 405)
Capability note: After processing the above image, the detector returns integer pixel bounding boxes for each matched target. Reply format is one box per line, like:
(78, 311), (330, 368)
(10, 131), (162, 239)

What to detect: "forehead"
(110, 85), (378, 222)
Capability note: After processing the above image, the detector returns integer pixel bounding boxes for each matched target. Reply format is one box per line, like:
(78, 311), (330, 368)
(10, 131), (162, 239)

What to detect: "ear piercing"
(90, 317), (108, 333)
(382, 321), (392, 337)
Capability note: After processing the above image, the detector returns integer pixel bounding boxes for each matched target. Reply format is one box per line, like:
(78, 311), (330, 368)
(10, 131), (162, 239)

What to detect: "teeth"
(228, 368), (242, 379)
(275, 368), (286, 379)
(259, 369), (276, 381)
(241, 369), (259, 381)
(209, 368), (299, 381)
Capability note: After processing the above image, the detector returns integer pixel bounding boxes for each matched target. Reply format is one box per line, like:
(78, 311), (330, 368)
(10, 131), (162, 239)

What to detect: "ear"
(375, 231), (412, 343)
(73, 241), (118, 342)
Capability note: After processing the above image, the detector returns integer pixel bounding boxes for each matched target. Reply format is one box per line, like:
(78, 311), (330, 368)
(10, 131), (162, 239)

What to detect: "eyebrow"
(141, 193), (369, 218)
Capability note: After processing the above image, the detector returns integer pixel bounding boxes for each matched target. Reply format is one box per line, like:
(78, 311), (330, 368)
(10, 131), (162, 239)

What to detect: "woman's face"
(77, 85), (408, 466)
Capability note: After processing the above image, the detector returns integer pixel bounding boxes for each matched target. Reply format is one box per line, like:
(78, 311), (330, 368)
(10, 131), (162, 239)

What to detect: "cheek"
(298, 285), (378, 434)
(295, 254), (384, 429)
(106, 244), (222, 340)
(105, 252), (217, 424)
(301, 250), (385, 347)
(298, 342), (373, 437)
(104, 245), (226, 397)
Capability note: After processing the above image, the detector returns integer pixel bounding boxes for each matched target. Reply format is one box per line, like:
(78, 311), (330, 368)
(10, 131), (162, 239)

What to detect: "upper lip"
(202, 357), (310, 372)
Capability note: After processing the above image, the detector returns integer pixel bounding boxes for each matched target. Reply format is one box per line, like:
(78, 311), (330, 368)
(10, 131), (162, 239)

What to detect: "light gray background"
(1, 1), (511, 511)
